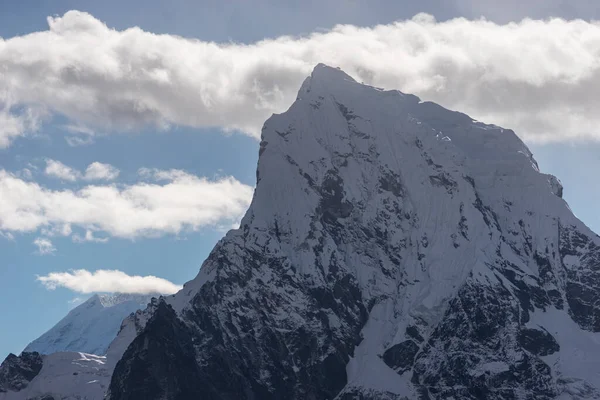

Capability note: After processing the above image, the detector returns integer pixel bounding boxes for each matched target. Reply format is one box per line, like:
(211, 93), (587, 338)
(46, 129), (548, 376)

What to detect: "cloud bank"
(1, 11), (600, 144)
(0, 168), (253, 240)
(37, 269), (182, 294)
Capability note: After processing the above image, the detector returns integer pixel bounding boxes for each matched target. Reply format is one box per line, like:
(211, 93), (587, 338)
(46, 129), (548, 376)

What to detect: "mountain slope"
(24, 294), (155, 356)
(106, 64), (600, 400)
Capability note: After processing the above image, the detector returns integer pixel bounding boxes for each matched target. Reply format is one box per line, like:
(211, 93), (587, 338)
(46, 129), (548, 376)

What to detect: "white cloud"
(44, 159), (120, 181)
(45, 159), (80, 181)
(1, 11), (600, 143)
(84, 162), (120, 181)
(0, 169), (253, 239)
(37, 269), (182, 294)
(33, 237), (56, 255)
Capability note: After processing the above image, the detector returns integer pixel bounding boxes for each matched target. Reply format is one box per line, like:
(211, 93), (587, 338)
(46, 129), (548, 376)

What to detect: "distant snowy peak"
(0, 297), (159, 400)
(24, 293), (156, 356)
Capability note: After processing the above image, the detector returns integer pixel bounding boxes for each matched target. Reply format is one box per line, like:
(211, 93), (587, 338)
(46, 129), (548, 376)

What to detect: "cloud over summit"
(1, 10), (600, 144)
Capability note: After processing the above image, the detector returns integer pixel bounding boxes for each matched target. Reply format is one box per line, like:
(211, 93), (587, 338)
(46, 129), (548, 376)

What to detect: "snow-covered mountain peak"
(147, 65), (600, 399)
(23, 293), (155, 356)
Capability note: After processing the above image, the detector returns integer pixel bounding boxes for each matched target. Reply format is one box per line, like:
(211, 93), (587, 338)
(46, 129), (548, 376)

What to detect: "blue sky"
(1, 0), (599, 360)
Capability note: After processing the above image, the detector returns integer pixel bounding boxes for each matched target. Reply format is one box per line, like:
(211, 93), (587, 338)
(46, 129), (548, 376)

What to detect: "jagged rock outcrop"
(0, 353), (43, 393)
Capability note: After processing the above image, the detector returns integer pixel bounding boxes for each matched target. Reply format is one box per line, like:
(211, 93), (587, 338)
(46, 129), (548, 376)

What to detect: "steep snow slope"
(105, 64), (600, 400)
(24, 294), (155, 356)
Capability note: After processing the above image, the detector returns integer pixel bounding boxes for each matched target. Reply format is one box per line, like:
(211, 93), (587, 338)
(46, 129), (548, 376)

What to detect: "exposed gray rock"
(0, 352), (43, 393)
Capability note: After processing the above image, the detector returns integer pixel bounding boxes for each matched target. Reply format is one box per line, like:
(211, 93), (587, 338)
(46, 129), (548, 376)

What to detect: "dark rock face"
(405, 326), (424, 343)
(107, 302), (204, 400)
(108, 220), (368, 400)
(518, 328), (559, 356)
(383, 340), (419, 374)
(411, 281), (556, 400)
(0, 352), (43, 392)
(560, 225), (600, 332)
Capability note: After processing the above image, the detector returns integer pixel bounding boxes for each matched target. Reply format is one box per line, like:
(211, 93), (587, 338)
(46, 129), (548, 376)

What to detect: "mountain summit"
(5, 64), (600, 400)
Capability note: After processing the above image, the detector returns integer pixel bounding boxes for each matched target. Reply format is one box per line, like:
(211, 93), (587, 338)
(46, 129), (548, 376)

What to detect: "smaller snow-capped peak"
(0, 296), (160, 400)
(24, 293), (157, 356)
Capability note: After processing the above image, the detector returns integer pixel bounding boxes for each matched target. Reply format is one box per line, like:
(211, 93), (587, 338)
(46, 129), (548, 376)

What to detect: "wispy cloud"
(37, 269), (182, 294)
(1, 11), (600, 143)
(65, 136), (95, 147)
(0, 231), (15, 241)
(33, 237), (56, 255)
(63, 124), (95, 146)
(16, 168), (34, 180)
(0, 168), (253, 239)
(0, 106), (45, 148)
